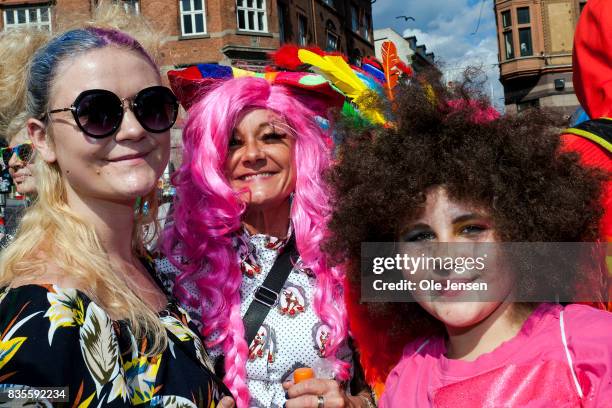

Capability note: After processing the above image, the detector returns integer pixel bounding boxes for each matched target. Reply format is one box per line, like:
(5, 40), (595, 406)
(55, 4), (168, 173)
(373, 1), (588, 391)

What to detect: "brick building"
(0, 0), (375, 72)
(277, 0), (374, 64)
(495, 0), (587, 114)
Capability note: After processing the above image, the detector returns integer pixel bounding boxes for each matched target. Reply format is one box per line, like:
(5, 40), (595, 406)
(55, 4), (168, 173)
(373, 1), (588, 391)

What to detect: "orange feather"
(381, 41), (400, 100)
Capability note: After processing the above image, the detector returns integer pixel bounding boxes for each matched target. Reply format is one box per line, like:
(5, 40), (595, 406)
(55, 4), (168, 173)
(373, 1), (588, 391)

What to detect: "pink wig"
(162, 77), (349, 407)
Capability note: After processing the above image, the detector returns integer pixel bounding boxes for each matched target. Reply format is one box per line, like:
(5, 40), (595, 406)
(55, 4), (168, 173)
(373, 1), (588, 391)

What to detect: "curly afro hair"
(324, 75), (608, 387)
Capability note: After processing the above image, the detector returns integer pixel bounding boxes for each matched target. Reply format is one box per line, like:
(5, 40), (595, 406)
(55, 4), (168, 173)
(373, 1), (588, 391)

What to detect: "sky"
(372, 0), (504, 110)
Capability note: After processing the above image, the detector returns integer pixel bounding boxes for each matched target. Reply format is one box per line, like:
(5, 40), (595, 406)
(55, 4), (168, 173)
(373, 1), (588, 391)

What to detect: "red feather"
(307, 46), (326, 56)
(381, 41), (400, 100)
(362, 56), (383, 71)
(269, 44), (303, 70)
(396, 60), (413, 77)
(269, 45), (329, 71)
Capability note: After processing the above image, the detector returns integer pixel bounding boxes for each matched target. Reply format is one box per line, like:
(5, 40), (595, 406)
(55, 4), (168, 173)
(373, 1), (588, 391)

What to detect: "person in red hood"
(562, 0), (612, 310)
(564, 0), (611, 236)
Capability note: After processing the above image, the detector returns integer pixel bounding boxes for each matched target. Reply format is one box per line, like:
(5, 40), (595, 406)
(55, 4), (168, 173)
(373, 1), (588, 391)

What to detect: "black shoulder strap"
(242, 238), (297, 346)
(564, 118), (612, 153)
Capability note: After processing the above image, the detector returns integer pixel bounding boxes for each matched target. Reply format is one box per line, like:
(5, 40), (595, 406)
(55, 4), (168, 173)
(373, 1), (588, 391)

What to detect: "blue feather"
(196, 64), (233, 79)
(362, 64), (386, 84)
(355, 71), (383, 94)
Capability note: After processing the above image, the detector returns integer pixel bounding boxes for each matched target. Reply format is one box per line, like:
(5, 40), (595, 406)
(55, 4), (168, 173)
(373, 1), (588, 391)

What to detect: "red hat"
(573, 0), (612, 119)
(167, 63), (346, 112)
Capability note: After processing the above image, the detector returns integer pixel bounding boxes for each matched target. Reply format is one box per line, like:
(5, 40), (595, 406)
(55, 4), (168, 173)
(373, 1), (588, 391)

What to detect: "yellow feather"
(325, 55), (365, 91)
(298, 50), (364, 99)
(231, 67), (258, 78)
(359, 108), (386, 125)
(298, 49), (387, 125)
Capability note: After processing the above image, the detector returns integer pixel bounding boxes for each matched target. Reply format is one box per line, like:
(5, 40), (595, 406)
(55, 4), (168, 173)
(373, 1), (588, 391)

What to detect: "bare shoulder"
(10, 259), (87, 290)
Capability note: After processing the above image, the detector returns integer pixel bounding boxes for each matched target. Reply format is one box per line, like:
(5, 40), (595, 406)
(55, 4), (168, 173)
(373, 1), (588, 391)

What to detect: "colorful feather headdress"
(167, 63), (345, 112)
(168, 41), (413, 131)
(269, 42), (414, 128)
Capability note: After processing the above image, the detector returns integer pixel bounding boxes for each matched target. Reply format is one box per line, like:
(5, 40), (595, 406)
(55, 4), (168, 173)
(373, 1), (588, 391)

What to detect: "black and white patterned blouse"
(155, 226), (352, 408)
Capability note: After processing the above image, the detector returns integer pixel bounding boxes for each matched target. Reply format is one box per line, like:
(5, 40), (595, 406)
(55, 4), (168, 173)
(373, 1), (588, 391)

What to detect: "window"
(351, 5), (358, 33)
(119, 0), (139, 14)
(180, 0), (206, 36)
(501, 10), (511, 28)
(519, 28), (533, 56)
(322, 0), (334, 7)
(237, 0), (267, 32)
(360, 14), (366, 37)
(278, 1), (287, 43)
(516, 7), (533, 57)
(297, 13), (307, 46)
(326, 31), (338, 51)
(3, 6), (51, 31)
(517, 7), (530, 24)
(504, 31), (514, 59)
(360, 12), (371, 40)
(325, 21), (338, 51)
(366, 14), (372, 42)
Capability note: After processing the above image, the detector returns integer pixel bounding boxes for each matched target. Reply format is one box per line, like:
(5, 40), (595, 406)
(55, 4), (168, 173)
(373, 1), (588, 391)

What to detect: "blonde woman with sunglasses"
(0, 24), (234, 408)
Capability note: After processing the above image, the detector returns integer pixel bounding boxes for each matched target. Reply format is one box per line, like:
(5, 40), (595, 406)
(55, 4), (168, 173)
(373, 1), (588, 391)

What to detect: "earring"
(134, 196), (142, 212)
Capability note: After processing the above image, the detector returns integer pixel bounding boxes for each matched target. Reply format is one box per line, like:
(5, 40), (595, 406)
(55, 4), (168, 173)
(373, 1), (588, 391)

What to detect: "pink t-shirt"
(380, 304), (612, 408)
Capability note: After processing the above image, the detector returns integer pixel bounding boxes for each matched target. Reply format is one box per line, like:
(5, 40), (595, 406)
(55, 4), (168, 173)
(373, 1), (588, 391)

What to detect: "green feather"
(342, 102), (373, 129)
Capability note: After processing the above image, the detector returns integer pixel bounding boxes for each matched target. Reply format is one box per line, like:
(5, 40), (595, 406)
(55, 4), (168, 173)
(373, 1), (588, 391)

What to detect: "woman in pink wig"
(158, 69), (375, 408)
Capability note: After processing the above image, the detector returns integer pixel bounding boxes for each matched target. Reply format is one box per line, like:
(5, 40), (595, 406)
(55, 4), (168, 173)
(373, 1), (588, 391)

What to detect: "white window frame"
(236, 0), (268, 33)
(3, 5), (51, 31)
(120, 0), (140, 15)
(179, 0), (207, 37)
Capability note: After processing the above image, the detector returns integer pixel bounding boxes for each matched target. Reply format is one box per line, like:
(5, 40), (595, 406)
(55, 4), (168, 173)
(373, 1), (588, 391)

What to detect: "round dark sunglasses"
(1, 141), (33, 167)
(46, 86), (179, 138)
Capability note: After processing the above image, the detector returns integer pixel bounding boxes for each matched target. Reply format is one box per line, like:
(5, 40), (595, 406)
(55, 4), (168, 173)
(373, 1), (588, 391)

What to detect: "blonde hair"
(0, 28), (50, 139)
(56, 0), (164, 64)
(5, 111), (29, 144)
(0, 3), (167, 355)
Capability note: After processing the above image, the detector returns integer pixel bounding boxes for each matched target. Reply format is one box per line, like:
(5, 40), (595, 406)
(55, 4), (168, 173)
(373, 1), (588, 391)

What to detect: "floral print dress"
(0, 283), (231, 407)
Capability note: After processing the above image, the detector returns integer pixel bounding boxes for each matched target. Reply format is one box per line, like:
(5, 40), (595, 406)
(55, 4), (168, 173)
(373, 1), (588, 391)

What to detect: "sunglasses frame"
(1, 141), (33, 167)
(46, 86), (179, 138)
